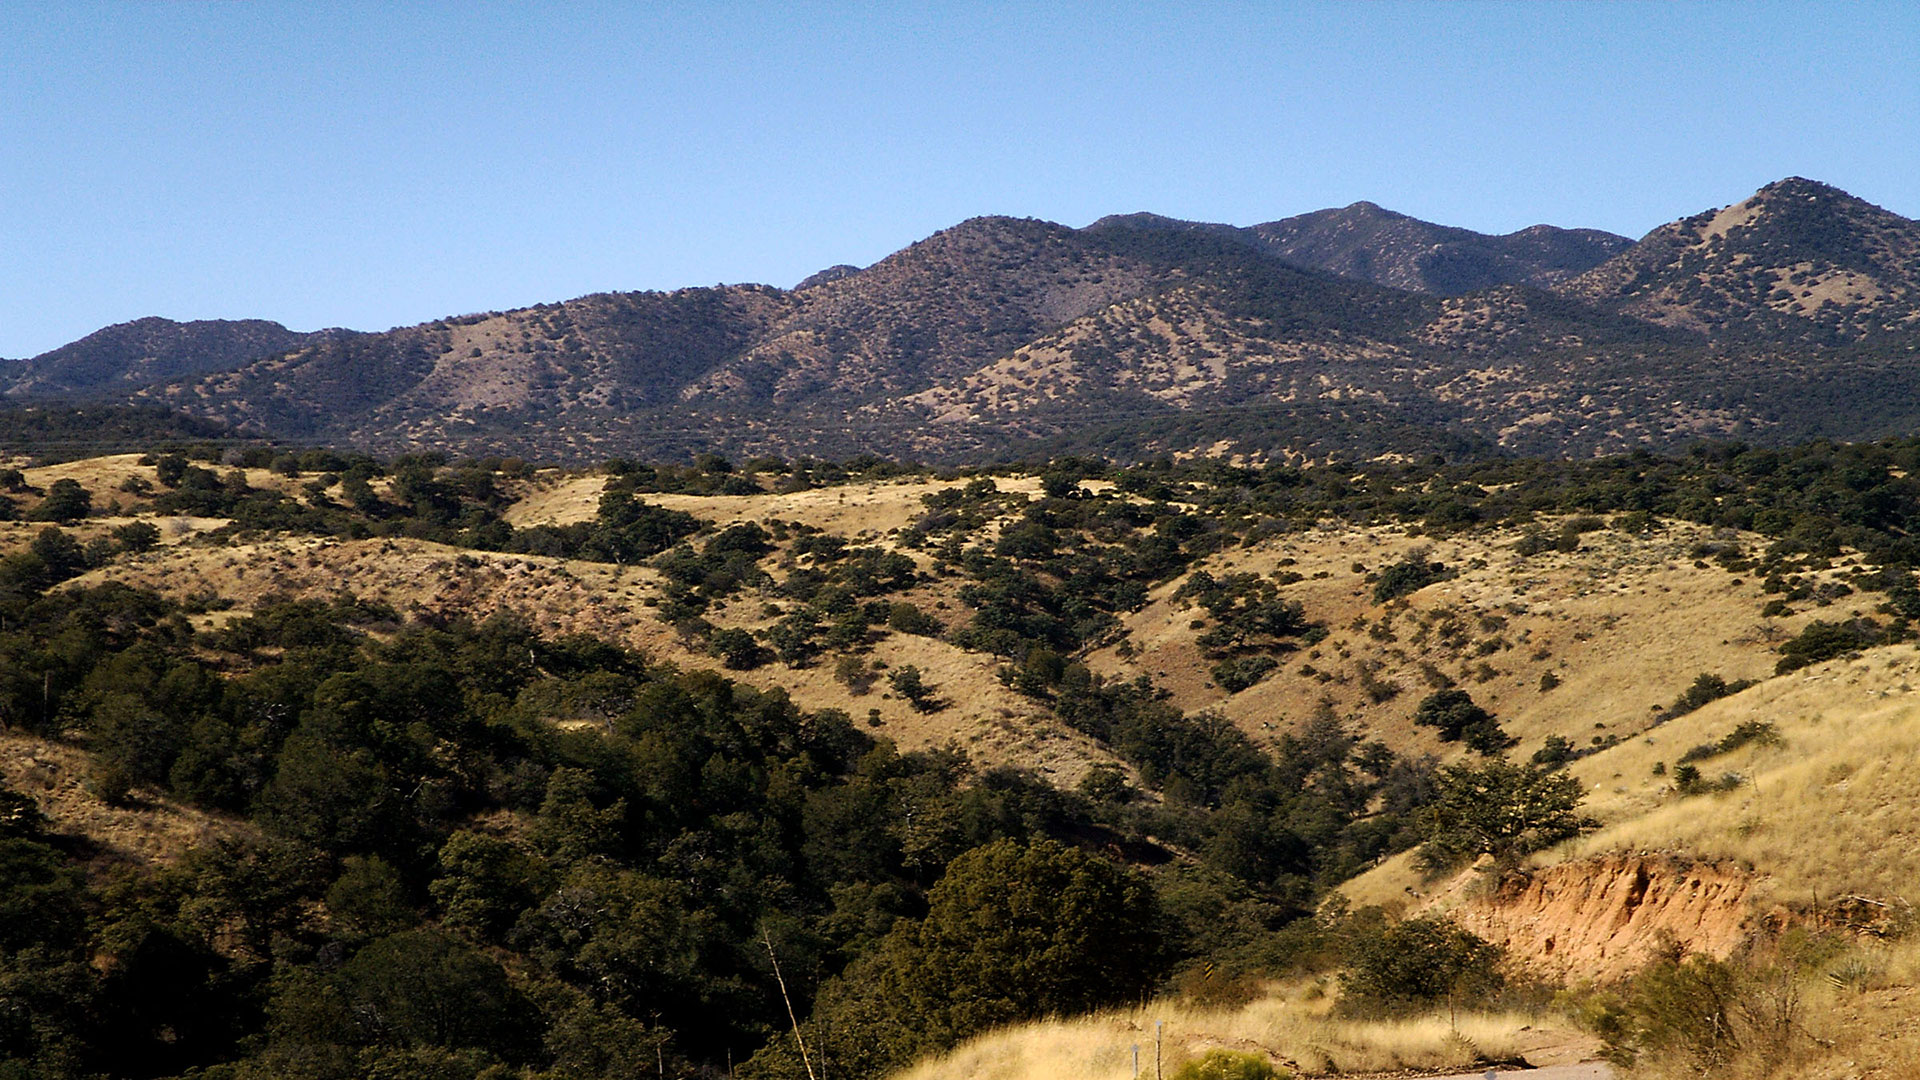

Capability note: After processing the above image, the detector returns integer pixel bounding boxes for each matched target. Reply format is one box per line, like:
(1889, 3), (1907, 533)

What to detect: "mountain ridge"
(8, 178), (1918, 464)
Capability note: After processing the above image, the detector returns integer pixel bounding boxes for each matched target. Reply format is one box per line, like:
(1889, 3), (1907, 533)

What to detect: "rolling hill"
(10, 442), (1920, 1078)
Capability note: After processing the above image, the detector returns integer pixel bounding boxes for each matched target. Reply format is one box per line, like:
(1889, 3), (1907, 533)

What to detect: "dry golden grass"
(1090, 517), (1834, 770)
(1339, 643), (1920, 989)
(0, 729), (245, 871)
(1550, 644), (1920, 910)
(897, 982), (1596, 1080)
(502, 470), (1045, 540)
(16, 452), (312, 511)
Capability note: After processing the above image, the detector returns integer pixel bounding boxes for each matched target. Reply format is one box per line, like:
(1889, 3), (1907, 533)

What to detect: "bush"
(1211, 655), (1278, 693)
(709, 627), (772, 670)
(1372, 551), (1448, 602)
(111, 520), (162, 553)
(1412, 689), (1512, 753)
(1530, 734), (1573, 767)
(1666, 672), (1756, 718)
(87, 762), (135, 806)
(1172, 1048), (1287, 1080)
(1584, 952), (1794, 1074)
(888, 664), (941, 711)
(1775, 618), (1882, 673)
(26, 478), (91, 523)
(833, 653), (875, 694)
(887, 602), (941, 636)
(1340, 915), (1503, 1014)
(1677, 720), (1781, 764)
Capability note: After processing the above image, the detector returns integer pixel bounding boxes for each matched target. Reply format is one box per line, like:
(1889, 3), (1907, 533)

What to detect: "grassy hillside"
(7, 440), (1920, 1078)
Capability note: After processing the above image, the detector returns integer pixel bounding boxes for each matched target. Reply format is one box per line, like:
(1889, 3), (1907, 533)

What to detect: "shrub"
(26, 478), (91, 523)
(833, 653), (875, 694)
(1666, 672), (1756, 718)
(1530, 734), (1573, 768)
(1584, 952), (1796, 1074)
(887, 601), (941, 636)
(709, 627), (772, 670)
(1172, 1048), (1287, 1080)
(111, 520), (162, 553)
(1677, 720), (1781, 764)
(84, 760), (136, 805)
(1412, 689), (1511, 753)
(1339, 915), (1503, 1014)
(1372, 551), (1448, 602)
(1775, 618), (1882, 673)
(888, 664), (941, 711)
(1211, 655), (1278, 692)
(1077, 763), (1134, 804)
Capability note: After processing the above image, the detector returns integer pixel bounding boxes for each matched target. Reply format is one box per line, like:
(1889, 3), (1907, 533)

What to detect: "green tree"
(26, 480), (91, 524)
(1411, 688), (1511, 753)
(1418, 758), (1593, 870)
(887, 664), (940, 712)
(270, 929), (534, 1062)
(1372, 551), (1447, 602)
(110, 521), (161, 553)
(530, 767), (627, 865)
(791, 838), (1163, 1077)
(430, 832), (551, 943)
(325, 856), (418, 941)
(1339, 915), (1503, 1014)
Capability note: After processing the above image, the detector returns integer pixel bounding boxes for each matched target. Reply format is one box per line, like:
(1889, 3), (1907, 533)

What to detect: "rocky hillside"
(2, 316), (325, 399)
(1088, 202), (1633, 295)
(2, 179), (1912, 464)
(1563, 176), (1920, 343)
(140, 285), (795, 458)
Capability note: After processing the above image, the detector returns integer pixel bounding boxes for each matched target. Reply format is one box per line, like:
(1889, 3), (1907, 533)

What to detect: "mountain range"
(6, 176), (1918, 462)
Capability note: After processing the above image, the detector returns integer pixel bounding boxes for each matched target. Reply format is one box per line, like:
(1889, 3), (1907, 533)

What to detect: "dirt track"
(1430, 1064), (1613, 1080)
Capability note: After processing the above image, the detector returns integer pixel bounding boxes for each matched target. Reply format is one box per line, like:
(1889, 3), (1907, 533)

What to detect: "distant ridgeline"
(6, 177), (1918, 464)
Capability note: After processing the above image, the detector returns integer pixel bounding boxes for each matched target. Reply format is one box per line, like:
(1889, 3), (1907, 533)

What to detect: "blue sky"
(3, 1), (1916, 357)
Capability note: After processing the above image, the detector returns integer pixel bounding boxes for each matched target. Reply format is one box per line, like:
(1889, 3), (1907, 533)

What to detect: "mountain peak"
(1242, 202), (1629, 294)
(1755, 175), (1849, 200)
(796, 264), (862, 290)
(1562, 178), (1920, 340)
(7, 316), (320, 401)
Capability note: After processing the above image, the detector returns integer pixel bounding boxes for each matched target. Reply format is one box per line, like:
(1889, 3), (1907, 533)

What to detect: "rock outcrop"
(1445, 855), (1760, 981)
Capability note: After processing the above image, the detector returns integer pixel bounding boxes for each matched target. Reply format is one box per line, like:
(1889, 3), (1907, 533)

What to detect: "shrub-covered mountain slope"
(3, 316), (326, 399)
(1562, 176), (1920, 343)
(1090, 200), (1635, 294)
(2, 178), (1909, 464)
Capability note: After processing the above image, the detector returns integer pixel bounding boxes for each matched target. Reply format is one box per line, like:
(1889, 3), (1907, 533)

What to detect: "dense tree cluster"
(0, 549), (1487, 1079)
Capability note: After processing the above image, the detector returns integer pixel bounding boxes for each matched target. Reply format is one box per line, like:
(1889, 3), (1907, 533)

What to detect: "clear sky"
(3, 1), (1916, 358)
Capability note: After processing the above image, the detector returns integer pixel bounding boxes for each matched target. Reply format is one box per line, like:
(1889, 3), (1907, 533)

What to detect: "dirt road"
(1430, 1065), (1614, 1080)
